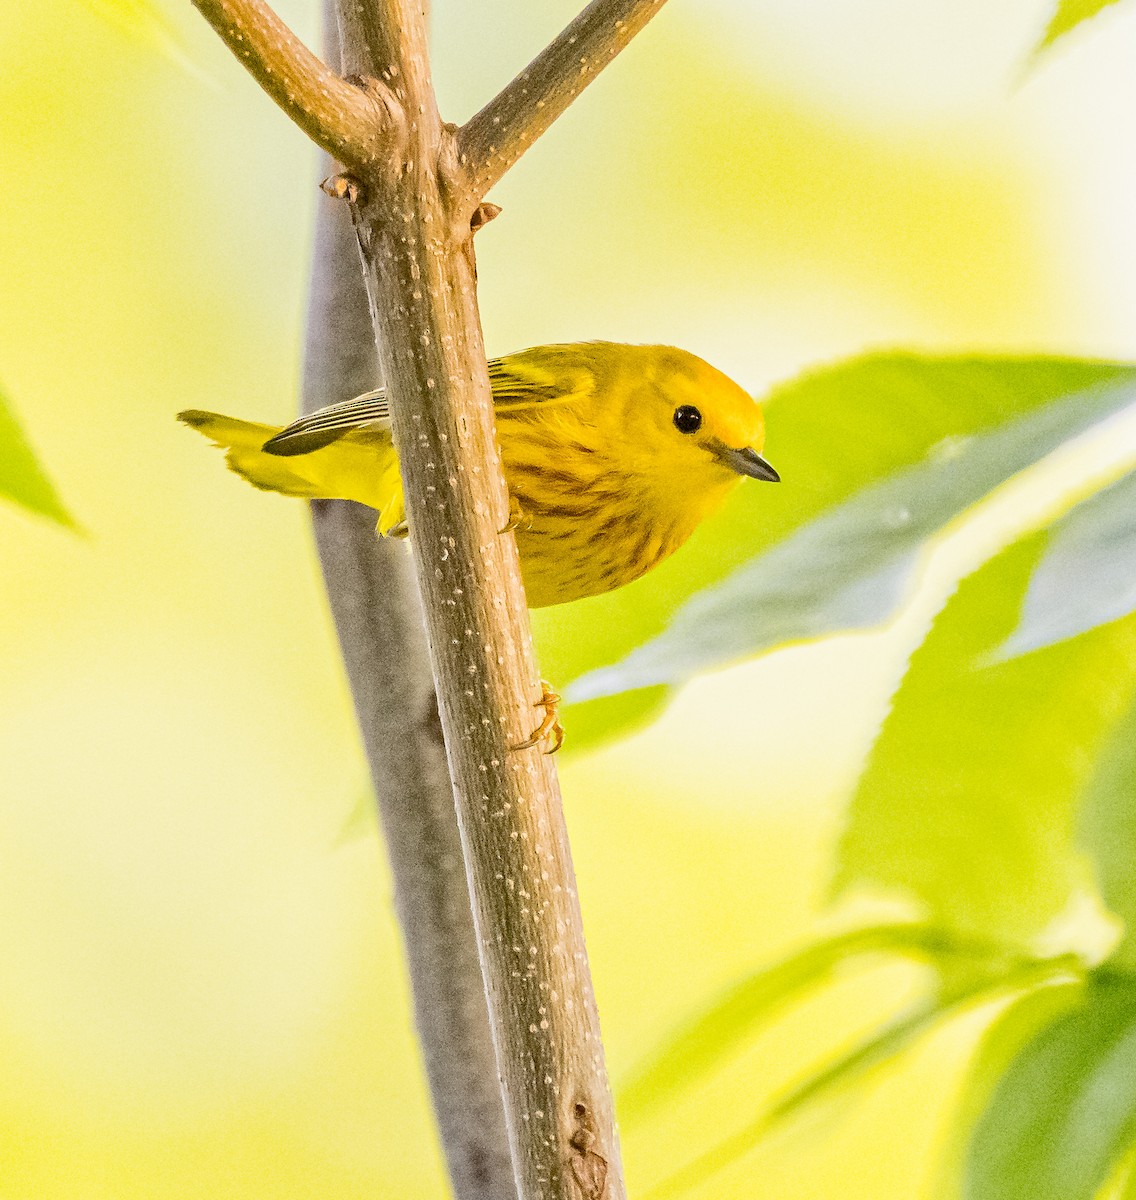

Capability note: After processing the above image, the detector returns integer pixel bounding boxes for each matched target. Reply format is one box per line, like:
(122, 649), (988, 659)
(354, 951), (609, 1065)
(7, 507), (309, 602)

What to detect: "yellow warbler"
(180, 342), (778, 608)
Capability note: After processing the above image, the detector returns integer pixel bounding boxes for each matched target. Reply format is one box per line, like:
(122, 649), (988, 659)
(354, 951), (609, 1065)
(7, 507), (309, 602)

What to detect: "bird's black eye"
(673, 405), (702, 434)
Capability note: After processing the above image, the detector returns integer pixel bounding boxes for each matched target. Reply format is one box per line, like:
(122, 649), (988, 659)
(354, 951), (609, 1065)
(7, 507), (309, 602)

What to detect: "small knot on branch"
(471, 202), (503, 233)
(321, 173), (362, 203)
(569, 1100), (608, 1198)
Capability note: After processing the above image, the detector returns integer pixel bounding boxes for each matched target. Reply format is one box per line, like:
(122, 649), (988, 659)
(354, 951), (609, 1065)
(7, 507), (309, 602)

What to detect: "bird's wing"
(487, 351), (597, 414)
(263, 349), (595, 456)
(263, 389), (389, 456)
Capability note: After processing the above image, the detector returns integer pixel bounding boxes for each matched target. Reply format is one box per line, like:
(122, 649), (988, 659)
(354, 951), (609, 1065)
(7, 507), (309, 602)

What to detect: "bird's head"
(629, 347), (778, 495)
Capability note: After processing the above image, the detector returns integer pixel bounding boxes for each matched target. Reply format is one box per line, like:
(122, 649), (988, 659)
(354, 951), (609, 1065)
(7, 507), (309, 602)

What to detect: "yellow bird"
(180, 342), (778, 610)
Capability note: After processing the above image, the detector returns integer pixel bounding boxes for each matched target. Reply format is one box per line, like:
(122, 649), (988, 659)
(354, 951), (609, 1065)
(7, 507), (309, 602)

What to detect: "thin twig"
(457, 0), (670, 200)
(190, 0), (397, 168)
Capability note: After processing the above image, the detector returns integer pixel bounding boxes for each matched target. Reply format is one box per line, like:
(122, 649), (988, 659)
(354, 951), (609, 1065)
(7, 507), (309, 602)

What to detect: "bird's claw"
(511, 684), (564, 754)
(500, 495), (532, 535)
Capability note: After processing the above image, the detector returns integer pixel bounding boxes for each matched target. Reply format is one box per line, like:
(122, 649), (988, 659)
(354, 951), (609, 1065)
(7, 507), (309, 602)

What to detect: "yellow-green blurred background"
(3, 1), (1136, 1196)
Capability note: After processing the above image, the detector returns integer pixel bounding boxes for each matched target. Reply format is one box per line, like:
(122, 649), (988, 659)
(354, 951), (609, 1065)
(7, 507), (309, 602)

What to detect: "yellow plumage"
(180, 342), (777, 608)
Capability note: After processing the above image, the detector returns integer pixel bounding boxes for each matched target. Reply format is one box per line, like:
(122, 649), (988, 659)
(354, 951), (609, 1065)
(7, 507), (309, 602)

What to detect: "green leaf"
(936, 979), (1086, 1200)
(620, 922), (986, 1125)
(0, 383), (74, 527)
(643, 1002), (954, 1200)
(834, 534), (1136, 946)
(540, 356), (1134, 750)
(765, 956), (1078, 1137)
(647, 956), (1077, 1200)
(998, 469), (1136, 660)
(1081, 695), (1136, 970)
(1037, 0), (1128, 53)
(567, 366), (1136, 707)
(966, 971), (1136, 1200)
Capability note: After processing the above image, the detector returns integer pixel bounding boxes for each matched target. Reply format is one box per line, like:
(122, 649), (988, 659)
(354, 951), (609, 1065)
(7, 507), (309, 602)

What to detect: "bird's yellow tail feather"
(178, 409), (406, 534)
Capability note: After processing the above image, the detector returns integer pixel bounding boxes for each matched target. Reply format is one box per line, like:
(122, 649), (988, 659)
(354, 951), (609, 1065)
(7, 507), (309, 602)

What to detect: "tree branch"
(336, 2), (629, 1185)
(457, 0), (670, 200)
(191, 0), (650, 1195)
(310, 502), (517, 1200)
(303, 14), (515, 1190)
(190, 0), (397, 168)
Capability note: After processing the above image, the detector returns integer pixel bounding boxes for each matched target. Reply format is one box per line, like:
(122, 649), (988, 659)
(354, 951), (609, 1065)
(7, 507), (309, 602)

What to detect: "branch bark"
(194, 2), (671, 1196)
(456, 0), (670, 199)
(302, 22), (514, 1189)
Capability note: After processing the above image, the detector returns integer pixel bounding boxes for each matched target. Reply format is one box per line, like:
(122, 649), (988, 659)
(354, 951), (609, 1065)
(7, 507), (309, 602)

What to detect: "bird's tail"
(178, 409), (406, 534)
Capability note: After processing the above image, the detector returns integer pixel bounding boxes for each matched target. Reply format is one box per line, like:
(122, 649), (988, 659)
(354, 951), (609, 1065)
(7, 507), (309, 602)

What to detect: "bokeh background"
(2, 1), (1136, 1196)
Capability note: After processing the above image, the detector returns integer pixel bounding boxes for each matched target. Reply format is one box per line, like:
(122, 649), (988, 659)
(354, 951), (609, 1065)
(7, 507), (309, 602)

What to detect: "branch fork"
(193, 0), (666, 206)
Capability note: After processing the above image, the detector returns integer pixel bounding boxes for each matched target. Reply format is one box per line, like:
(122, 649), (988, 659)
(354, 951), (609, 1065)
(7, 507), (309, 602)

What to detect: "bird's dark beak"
(718, 445), (780, 482)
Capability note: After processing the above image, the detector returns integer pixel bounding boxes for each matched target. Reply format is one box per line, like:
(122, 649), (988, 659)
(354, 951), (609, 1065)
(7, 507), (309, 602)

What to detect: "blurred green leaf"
(1081, 695), (1136, 970)
(767, 955), (1079, 1135)
(647, 955), (1078, 1200)
(0, 384), (73, 528)
(1037, 0), (1128, 52)
(966, 971), (1136, 1200)
(834, 534), (1136, 946)
(645, 1001), (956, 1200)
(935, 976), (1087, 1200)
(567, 363), (1136, 707)
(998, 469), (1136, 660)
(621, 921), (989, 1124)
